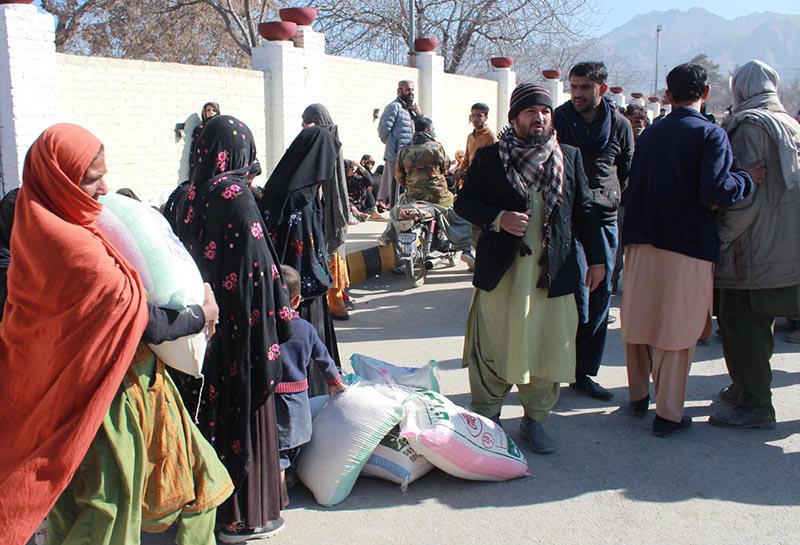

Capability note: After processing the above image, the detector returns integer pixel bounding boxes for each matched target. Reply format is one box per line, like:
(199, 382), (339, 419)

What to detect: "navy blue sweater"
(276, 315), (341, 393)
(622, 107), (754, 263)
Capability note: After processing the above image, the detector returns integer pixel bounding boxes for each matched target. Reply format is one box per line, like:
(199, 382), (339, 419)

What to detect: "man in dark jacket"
(455, 83), (605, 454)
(622, 63), (758, 437)
(553, 61), (634, 400)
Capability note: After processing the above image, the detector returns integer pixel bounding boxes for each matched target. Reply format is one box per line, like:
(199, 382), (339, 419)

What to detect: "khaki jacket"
(715, 119), (800, 289)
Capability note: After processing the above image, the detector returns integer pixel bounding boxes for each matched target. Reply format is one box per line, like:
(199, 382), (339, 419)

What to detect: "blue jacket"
(276, 316), (341, 393)
(378, 97), (414, 162)
(623, 106), (754, 263)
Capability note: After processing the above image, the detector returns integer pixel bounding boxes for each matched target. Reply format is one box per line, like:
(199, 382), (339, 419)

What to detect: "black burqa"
(0, 189), (19, 322)
(173, 114), (293, 529)
(260, 126), (343, 394)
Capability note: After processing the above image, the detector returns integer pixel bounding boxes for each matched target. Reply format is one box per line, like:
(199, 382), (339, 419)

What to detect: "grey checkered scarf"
(498, 126), (564, 288)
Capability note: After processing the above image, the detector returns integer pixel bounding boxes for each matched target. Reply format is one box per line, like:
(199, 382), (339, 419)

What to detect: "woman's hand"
(201, 283), (219, 339)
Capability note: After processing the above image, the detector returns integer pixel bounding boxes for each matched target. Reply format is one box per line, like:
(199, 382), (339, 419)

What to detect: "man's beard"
(521, 127), (552, 146)
(401, 95), (413, 106)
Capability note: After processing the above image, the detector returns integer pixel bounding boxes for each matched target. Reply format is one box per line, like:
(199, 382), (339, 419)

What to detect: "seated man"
(381, 117), (474, 268)
(346, 159), (386, 222)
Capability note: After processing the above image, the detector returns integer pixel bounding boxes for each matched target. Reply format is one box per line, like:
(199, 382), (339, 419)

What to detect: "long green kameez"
(463, 192), (578, 421)
(48, 346), (233, 545)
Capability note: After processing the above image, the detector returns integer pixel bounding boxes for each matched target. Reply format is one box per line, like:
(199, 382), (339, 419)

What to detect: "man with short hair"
(377, 80), (422, 208)
(622, 63), (758, 437)
(455, 83), (605, 454)
(711, 60), (800, 429)
(553, 61), (634, 400)
(654, 107), (667, 123)
(454, 102), (497, 182)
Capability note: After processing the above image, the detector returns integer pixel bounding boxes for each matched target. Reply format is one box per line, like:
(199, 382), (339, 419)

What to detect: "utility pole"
(408, 0), (416, 67)
(654, 25), (662, 96)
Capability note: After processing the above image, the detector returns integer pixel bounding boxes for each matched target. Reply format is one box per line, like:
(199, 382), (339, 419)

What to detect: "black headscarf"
(172, 114), (293, 489)
(260, 126), (339, 231)
(201, 101), (220, 122)
(0, 188), (19, 322)
(260, 126), (339, 300)
(299, 104), (350, 258)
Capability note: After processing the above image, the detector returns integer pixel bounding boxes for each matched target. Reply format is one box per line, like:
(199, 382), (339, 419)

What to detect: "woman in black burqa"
(174, 114), (293, 542)
(260, 104), (349, 394)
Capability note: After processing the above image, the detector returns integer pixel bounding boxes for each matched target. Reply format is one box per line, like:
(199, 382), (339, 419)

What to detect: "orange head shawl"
(0, 124), (149, 545)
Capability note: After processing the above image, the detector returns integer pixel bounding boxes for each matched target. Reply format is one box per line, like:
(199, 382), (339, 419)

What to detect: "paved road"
(103, 225), (799, 545)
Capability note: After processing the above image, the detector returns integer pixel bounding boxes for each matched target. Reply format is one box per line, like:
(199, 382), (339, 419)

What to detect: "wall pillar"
(251, 27), (326, 173)
(0, 5), (59, 195)
(647, 99), (661, 121)
(609, 88), (626, 109)
(487, 67), (516, 133)
(415, 52), (445, 136)
(541, 77), (570, 111)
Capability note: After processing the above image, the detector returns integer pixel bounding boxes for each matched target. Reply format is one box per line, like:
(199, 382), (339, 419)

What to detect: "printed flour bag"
(296, 381), (413, 506)
(400, 389), (531, 481)
(96, 193), (206, 377)
(351, 354), (440, 392)
(360, 424), (434, 491)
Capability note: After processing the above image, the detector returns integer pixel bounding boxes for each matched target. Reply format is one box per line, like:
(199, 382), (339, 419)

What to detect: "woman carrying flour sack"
(0, 123), (232, 545)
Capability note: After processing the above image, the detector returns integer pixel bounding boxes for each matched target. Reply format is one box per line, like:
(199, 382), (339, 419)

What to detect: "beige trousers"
(626, 343), (695, 422)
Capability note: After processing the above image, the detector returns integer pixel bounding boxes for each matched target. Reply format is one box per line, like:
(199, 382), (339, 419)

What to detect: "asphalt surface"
(42, 221), (800, 545)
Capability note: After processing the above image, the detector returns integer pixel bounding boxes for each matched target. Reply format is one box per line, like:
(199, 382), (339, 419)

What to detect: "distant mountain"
(596, 7), (800, 95)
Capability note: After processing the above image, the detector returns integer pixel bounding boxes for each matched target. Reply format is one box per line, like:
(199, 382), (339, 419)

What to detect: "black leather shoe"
(519, 415), (554, 454)
(652, 415), (692, 437)
(570, 376), (615, 400)
(709, 404), (776, 429)
(629, 394), (650, 416)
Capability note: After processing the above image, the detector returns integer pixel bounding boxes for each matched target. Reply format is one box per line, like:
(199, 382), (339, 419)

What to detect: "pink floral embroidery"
(278, 306), (292, 321)
(267, 344), (281, 361)
(250, 222), (264, 239)
(183, 206), (194, 224)
(231, 439), (242, 455)
(208, 385), (217, 402)
(230, 361), (239, 377)
(216, 150), (228, 173)
(222, 272), (238, 291)
(249, 309), (261, 325)
(187, 184), (195, 200)
(204, 241), (217, 260)
(290, 240), (304, 255)
(271, 264), (280, 279)
(221, 184), (241, 200)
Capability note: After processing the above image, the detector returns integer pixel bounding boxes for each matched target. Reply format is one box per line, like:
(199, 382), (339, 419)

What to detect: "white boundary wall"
(0, 4), (531, 204)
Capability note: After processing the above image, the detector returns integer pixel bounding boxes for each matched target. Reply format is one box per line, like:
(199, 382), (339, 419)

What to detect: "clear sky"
(591, 0), (800, 36)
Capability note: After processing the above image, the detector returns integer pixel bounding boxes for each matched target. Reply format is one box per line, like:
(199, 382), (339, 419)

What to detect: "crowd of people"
(0, 57), (798, 545)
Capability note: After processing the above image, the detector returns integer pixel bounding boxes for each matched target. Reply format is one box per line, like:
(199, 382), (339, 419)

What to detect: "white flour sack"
(360, 424), (434, 491)
(400, 390), (531, 481)
(97, 193), (206, 377)
(296, 381), (413, 506)
(350, 353), (441, 392)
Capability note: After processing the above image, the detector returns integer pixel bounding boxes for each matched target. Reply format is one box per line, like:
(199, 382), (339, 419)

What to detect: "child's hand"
(328, 382), (346, 397)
